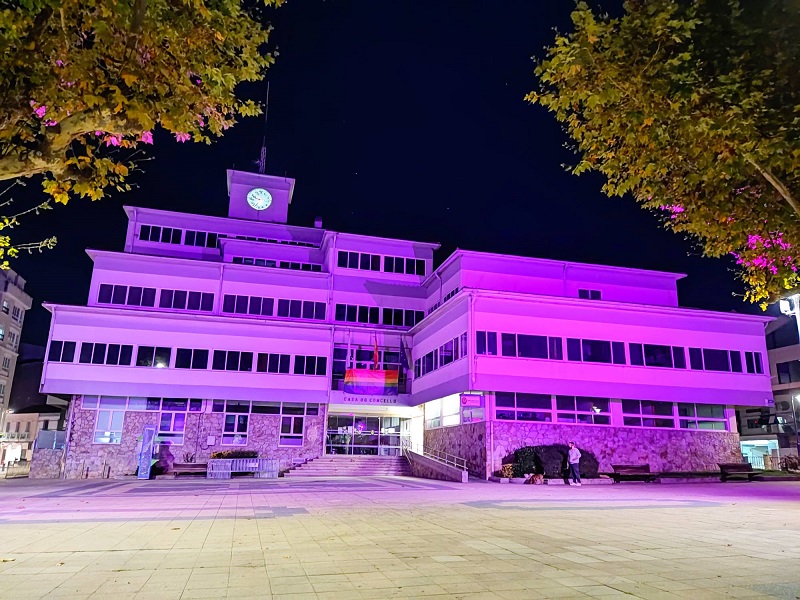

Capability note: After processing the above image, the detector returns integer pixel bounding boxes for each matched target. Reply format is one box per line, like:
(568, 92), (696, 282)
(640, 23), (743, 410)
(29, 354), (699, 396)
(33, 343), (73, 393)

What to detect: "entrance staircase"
(283, 455), (412, 478)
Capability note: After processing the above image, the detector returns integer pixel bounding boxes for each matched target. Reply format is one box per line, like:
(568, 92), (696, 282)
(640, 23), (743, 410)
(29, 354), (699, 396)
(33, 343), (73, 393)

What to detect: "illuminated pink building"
(41, 170), (773, 478)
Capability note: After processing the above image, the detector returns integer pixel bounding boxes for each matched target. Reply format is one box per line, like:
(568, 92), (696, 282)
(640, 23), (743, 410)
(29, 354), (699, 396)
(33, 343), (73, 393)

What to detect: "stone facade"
(29, 447), (65, 479)
(63, 405), (326, 479)
(427, 421), (742, 479)
(406, 451), (468, 483)
(424, 423), (487, 478)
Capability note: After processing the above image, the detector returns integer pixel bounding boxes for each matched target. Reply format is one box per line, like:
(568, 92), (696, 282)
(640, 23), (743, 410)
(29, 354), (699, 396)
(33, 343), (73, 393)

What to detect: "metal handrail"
(402, 441), (467, 471)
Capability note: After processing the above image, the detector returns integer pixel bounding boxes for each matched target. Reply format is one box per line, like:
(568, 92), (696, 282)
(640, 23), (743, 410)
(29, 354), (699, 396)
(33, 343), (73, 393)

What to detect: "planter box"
(488, 476), (509, 483)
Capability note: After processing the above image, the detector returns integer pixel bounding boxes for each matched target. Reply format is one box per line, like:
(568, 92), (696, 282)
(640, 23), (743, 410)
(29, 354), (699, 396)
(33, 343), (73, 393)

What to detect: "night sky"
(12, 1), (768, 346)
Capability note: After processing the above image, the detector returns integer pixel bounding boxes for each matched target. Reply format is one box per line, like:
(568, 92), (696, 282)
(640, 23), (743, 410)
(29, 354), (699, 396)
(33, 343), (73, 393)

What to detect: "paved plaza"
(0, 477), (799, 600)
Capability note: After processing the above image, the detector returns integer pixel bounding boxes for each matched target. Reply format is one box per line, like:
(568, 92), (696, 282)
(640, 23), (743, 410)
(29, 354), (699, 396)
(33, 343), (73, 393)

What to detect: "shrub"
(512, 446), (542, 477)
(500, 464), (514, 478)
(781, 456), (800, 472)
(210, 450), (258, 459)
(510, 444), (600, 479)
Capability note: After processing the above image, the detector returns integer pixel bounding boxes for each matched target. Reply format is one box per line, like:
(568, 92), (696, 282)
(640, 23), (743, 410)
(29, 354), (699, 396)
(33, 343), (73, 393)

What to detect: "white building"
(40, 170), (773, 479)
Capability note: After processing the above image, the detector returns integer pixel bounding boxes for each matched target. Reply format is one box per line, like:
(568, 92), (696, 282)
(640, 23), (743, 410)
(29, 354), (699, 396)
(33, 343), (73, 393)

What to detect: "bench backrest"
(611, 464), (651, 473)
(718, 462), (754, 473)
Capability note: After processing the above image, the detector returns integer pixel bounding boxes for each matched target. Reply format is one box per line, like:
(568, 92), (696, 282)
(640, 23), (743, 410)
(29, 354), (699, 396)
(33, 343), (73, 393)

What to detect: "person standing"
(568, 441), (582, 486)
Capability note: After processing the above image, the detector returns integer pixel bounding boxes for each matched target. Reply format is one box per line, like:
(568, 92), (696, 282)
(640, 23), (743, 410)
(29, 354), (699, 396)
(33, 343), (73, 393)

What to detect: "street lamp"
(794, 396), (800, 458)
(779, 297), (800, 457)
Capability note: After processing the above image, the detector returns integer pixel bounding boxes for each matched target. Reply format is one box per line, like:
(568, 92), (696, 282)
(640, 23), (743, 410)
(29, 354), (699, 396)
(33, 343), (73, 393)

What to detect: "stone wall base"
(29, 448), (65, 479)
(426, 421), (742, 479)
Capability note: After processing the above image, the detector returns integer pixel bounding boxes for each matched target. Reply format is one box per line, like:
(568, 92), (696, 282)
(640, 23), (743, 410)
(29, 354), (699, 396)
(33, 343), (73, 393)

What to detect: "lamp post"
(794, 396), (800, 458)
(778, 296), (800, 457)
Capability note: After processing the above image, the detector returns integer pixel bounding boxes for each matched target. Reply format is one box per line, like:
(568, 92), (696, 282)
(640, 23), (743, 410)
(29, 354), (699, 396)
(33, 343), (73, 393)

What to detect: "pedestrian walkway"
(0, 477), (798, 599)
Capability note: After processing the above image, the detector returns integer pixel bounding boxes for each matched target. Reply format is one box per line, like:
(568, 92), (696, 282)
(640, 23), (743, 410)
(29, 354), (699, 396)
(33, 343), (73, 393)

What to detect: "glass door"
(326, 415), (409, 456)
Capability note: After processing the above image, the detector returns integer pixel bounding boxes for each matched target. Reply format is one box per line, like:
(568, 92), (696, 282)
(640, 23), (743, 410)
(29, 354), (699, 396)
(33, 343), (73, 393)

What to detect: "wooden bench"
(719, 462), (757, 482)
(207, 458), (278, 479)
(172, 463), (208, 478)
(607, 464), (657, 483)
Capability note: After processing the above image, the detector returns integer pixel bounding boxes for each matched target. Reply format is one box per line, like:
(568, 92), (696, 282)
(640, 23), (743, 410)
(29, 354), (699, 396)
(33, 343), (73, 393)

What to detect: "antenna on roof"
(256, 82), (270, 175)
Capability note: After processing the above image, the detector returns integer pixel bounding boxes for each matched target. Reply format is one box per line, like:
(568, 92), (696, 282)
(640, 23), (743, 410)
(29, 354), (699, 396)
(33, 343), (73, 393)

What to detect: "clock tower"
(226, 169), (295, 224)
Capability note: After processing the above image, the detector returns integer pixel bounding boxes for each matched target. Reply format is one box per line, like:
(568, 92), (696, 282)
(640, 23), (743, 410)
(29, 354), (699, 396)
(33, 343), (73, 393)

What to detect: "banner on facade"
(137, 425), (157, 480)
(344, 369), (398, 396)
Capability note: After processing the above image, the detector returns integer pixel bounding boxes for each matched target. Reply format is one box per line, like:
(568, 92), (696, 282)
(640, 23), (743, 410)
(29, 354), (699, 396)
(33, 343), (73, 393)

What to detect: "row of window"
(414, 333), (468, 379)
(427, 287), (460, 315)
(334, 304), (425, 328)
(231, 256), (324, 272)
(475, 331), (764, 375)
(98, 284), (214, 312)
(488, 394), (728, 430)
(222, 294), (327, 320)
(0, 326), (19, 349)
(48, 340), (327, 375)
(139, 224), (317, 250)
(82, 395), (317, 446)
(337, 251), (426, 276)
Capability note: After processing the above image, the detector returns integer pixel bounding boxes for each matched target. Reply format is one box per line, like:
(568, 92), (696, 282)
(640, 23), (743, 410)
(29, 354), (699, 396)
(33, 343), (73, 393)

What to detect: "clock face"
(246, 187), (273, 211)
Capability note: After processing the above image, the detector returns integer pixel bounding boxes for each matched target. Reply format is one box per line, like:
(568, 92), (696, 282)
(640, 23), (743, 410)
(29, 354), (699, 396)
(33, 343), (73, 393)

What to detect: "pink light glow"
(174, 132), (191, 143)
(140, 131), (154, 144)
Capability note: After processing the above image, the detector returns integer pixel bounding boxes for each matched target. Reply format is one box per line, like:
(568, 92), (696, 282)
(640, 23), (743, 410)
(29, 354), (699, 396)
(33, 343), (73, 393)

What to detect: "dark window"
(689, 348), (703, 370)
(476, 331), (486, 355)
(581, 339), (612, 363)
(294, 356), (305, 375)
(730, 351), (743, 373)
(643, 344), (672, 368)
(107, 344), (121, 365)
(753, 352), (763, 374)
(371, 255), (381, 271)
(171, 289), (186, 309)
(702, 349), (730, 372)
(249, 297), (262, 316)
(314, 302), (326, 320)
(175, 348), (192, 369)
(672, 347), (686, 369)
(98, 284), (113, 304)
(201, 293), (214, 312)
(159, 289), (174, 309)
(630, 343), (644, 366)
(516, 393), (551, 409)
(223, 295), (235, 313)
(61, 341), (76, 362)
(127, 286), (143, 306)
(187, 292), (201, 311)
(140, 224), (151, 241)
(235, 296), (248, 314)
(79, 343), (93, 364)
(548, 337), (563, 360)
(337, 251), (348, 268)
(567, 338), (581, 361)
(137, 346), (155, 367)
(212, 350), (226, 370)
(777, 360), (800, 384)
(289, 300), (302, 319)
(611, 341), (626, 364)
(501, 333), (517, 357)
(578, 289), (590, 299)
(91, 343), (106, 365)
(278, 299), (290, 317)
(112, 285), (127, 304)
(518, 335), (547, 359)
(415, 259), (425, 276)
(335, 304), (346, 321)
(485, 332), (497, 355)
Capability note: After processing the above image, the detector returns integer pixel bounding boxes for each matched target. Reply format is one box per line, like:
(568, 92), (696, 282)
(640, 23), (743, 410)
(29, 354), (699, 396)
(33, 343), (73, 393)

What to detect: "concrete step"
(284, 455), (411, 478)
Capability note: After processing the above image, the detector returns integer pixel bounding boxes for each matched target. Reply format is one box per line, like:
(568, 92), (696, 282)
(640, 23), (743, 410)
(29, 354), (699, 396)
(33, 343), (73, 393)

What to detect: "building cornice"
(409, 287), (771, 334)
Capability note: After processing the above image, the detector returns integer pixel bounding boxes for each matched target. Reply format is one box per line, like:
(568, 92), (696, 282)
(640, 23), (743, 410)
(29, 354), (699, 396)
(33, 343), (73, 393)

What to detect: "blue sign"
(137, 426), (157, 480)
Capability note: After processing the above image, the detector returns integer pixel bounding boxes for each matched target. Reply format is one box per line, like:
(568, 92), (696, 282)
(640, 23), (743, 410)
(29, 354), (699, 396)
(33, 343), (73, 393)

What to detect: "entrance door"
(326, 415), (408, 456)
